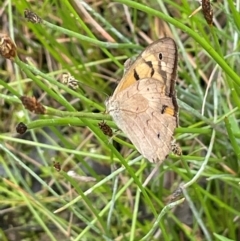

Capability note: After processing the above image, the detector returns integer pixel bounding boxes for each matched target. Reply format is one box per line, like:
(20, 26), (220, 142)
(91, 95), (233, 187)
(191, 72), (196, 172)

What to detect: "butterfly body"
(105, 38), (178, 163)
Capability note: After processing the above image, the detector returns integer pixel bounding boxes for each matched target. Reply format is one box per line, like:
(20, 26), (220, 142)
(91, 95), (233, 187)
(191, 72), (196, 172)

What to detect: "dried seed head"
(202, 0), (213, 25)
(166, 187), (184, 204)
(171, 142), (182, 156)
(61, 73), (79, 90)
(53, 161), (61, 172)
(98, 121), (113, 137)
(0, 34), (17, 60)
(16, 122), (28, 134)
(20, 96), (46, 114)
(24, 9), (42, 23)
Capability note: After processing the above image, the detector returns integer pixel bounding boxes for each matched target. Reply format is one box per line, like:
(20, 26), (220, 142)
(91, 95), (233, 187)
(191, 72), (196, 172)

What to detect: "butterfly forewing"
(113, 37), (177, 97)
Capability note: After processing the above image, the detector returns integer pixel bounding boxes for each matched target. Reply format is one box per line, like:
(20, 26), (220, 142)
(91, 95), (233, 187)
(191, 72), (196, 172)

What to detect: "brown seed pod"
(98, 121), (113, 137)
(0, 34), (17, 60)
(24, 9), (42, 23)
(61, 73), (79, 90)
(20, 96), (46, 114)
(202, 0), (213, 25)
(53, 161), (61, 172)
(16, 122), (28, 134)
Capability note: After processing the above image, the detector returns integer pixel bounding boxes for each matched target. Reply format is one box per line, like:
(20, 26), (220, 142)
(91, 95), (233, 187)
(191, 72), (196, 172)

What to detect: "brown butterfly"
(105, 37), (178, 163)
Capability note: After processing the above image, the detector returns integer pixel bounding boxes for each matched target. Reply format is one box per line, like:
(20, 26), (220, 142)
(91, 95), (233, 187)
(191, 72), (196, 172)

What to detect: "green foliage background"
(0, 0), (239, 241)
